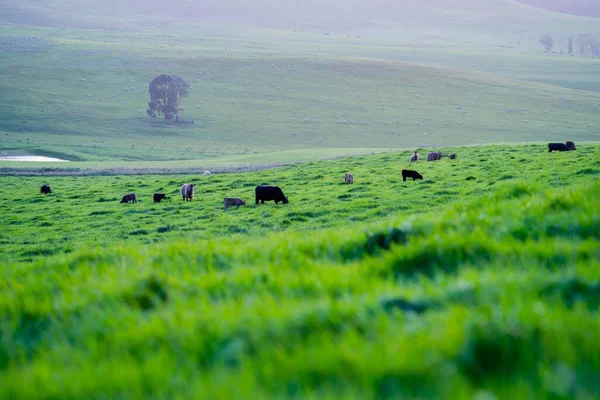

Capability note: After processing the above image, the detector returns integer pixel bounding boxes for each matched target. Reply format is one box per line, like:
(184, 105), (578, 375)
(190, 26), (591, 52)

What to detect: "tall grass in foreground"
(0, 179), (598, 399)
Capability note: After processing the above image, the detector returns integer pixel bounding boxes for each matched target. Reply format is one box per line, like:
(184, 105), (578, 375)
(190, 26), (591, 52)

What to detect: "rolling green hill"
(1, 1), (599, 165)
(1, 24), (599, 163)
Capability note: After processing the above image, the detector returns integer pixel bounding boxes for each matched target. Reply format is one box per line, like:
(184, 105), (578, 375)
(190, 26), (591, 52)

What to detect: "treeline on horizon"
(517, 0), (600, 18)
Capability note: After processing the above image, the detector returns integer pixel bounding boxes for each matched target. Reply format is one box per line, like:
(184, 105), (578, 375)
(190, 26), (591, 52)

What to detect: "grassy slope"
(1, 24), (599, 163)
(0, 156), (598, 398)
(2, 0), (599, 37)
(1, 144), (598, 263)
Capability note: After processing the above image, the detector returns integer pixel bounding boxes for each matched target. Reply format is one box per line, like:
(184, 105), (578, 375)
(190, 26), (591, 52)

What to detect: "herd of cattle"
(39, 142), (577, 208)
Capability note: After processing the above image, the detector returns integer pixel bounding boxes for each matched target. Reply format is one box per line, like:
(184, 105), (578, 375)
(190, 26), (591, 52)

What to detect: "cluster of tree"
(147, 74), (189, 122)
(538, 34), (600, 58)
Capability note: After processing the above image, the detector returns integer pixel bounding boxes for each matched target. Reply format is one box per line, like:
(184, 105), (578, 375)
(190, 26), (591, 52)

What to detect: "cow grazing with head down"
(120, 193), (137, 204)
(344, 172), (354, 184)
(410, 152), (420, 163)
(224, 197), (246, 210)
(548, 143), (569, 152)
(255, 185), (288, 204)
(565, 141), (576, 151)
(427, 151), (442, 161)
(181, 184), (196, 201)
(40, 184), (51, 195)
(402, 169), (423, 181)
(153, 193), (166, 203)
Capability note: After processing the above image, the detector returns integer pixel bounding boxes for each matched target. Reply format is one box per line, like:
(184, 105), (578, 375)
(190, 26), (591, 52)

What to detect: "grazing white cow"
(344, 172), (354, 184)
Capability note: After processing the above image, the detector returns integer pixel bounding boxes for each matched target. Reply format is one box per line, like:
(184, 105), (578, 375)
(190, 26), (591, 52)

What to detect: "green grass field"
(2, 1), (600, 397)
(1, 144), (598, 264)
(1, 144), (599, 399)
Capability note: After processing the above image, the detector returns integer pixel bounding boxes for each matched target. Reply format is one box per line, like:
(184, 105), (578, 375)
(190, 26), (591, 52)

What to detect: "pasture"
(1, 144), (598, 264)
(0, 143), (598, 399)
(1, 1), (600, 397)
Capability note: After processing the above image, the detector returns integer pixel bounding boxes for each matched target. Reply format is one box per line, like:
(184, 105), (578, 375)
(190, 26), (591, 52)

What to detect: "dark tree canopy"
(538, 35), (554, 52)
(147, 74), (190, 122)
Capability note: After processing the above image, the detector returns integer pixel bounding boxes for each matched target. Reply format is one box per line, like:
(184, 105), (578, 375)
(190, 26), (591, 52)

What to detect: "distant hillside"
(517, 0), (600, 18)
(1, 0), (597, 33)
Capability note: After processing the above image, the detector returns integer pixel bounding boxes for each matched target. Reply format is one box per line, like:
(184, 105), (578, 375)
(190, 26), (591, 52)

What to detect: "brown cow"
(344, 172), (354, 184)
(427, 151), (442, 161)
(224, 197), (246, 210)
(410, 152), (420, 162)
(181, 184), (196, 201)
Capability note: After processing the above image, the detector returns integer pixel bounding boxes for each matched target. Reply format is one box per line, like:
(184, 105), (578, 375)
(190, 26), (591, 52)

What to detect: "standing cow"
(255, 185), (289, 204)
(40, 184), (51, 195)
(548, 143), (569, 152)
(181, 184), (196, 201)
(120, 193), (137, 204)
(427, 152), (442, 161)
(410, 152), (420, 163)
(153, 193), (166, 203)
(344, 172), (354, 184)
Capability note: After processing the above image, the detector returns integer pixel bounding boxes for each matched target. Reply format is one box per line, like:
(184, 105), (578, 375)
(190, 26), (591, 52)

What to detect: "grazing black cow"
(153, 193), (166, 203)
(449, 153), (457, 160)
(548, 143), (569, 152)
(255, 185), (289, 204)
(224, 197), (246, 210)
(120, 193), (137, 204)
(40, 184), (51, 195)
(402, 169), (423, 181)
(565, 141), (576, 151)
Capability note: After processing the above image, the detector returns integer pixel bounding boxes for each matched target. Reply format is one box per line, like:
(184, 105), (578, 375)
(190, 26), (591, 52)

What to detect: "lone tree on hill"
(538, 35), (554, 53)
(147, 74), (189, 122)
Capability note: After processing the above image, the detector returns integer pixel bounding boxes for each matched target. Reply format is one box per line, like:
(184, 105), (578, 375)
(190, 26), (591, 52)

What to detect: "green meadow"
(1, 144), (599, 399)
(1, 0), (600, 398)
(1, 144), (597, 264)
